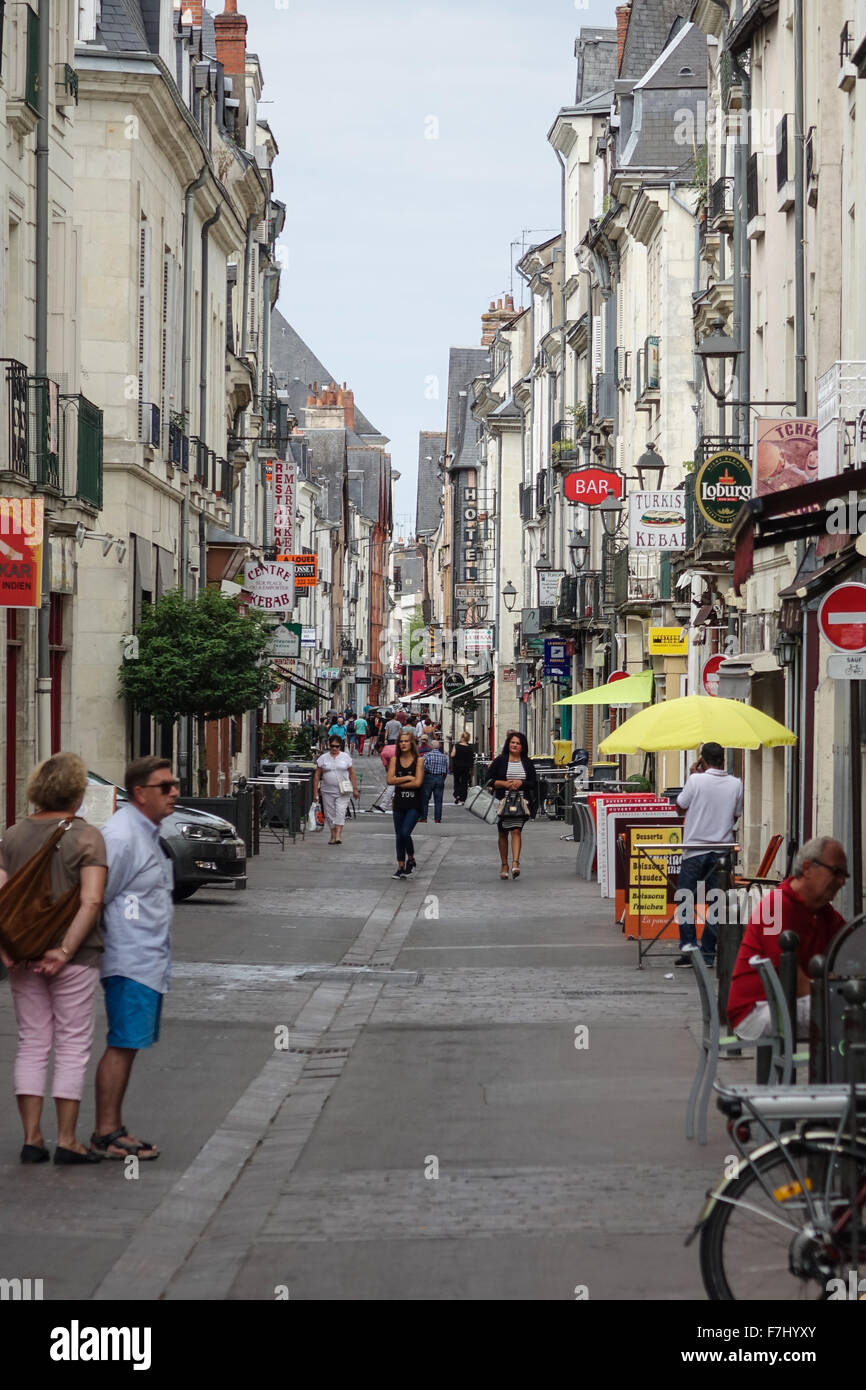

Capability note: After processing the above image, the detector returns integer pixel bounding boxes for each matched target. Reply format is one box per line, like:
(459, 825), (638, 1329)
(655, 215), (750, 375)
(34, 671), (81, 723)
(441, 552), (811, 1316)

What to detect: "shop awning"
(272, 662), (331, 699)
(446, 672), (494, 705)
(715, 651), (780, 698)
(732, 465), (866, 593)
(408, 679), (443, 702)
(554, 669), (653, 706)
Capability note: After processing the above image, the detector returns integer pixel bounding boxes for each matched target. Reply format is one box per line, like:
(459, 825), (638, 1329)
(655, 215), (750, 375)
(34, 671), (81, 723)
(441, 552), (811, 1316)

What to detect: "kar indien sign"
(628, 492), (686, 550)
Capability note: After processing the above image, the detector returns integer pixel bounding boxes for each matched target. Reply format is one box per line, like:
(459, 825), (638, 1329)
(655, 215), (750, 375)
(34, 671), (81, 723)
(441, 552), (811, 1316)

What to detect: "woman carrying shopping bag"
(312, 738), (359, 845)
(486, 731), (538, 880)
(0, 753), (108, 1164)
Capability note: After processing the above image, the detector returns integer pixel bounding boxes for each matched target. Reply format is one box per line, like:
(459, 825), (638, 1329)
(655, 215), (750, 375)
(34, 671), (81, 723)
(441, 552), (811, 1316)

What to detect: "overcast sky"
(251, 0), (618, 533)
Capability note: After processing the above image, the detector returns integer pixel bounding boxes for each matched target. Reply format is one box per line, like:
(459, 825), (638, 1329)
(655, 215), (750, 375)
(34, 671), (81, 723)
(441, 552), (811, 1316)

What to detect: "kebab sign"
(628, 492), (686, 550)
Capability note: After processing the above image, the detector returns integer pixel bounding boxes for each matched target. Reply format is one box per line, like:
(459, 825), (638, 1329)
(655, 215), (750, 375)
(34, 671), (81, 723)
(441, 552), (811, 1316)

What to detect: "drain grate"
(297, 967), (422, 985)
(288, 1045), (351, 1057)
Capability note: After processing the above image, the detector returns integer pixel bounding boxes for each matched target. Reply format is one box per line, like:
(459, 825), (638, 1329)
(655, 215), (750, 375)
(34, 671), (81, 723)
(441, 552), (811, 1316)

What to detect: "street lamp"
(599, 493), (625, 538)
(568, 530), (590, 572)
(695, 315), (741, 404)
(773, 630), (797, 667)
(502, 579), (518, 612)
(635, 442), (666, 492)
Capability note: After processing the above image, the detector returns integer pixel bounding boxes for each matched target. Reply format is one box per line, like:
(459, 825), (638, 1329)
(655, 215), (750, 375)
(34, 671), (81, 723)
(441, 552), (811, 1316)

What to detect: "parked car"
(86, 773), (247, 901)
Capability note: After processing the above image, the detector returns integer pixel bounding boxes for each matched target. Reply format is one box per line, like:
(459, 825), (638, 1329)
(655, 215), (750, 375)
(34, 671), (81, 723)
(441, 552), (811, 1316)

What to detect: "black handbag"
(498, 788), (528, 819)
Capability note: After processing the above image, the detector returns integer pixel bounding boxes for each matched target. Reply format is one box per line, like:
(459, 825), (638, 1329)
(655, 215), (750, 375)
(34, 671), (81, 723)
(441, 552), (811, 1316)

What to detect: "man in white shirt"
(674, 742), (743, 967)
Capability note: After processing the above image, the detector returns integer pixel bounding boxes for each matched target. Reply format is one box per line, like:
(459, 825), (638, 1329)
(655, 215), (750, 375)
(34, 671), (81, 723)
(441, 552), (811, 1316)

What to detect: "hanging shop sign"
(266, 622), (302, 658)
(538, 569), (565, 606)
(544, 639), (570, 679)
(272, 457), (296, 554)
(0, 497), (44, 608)
(649, 627), (689, 655)
(754, 418), (818, 496)
(276, 553), (317, 587)
(462, 484), (480, 582)
(564, 469), (623, 504)
(628, 492), (686, 550)
(695, 452), (753, 529)
(301, 626), (317, 647)
(244, 560), (295, 612)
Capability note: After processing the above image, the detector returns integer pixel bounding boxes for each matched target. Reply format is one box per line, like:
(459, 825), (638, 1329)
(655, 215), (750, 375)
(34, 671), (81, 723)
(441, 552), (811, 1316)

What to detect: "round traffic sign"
(818, 582), (866, 653)
(607, 669), (629, 682)
(702, 653), (725, 696)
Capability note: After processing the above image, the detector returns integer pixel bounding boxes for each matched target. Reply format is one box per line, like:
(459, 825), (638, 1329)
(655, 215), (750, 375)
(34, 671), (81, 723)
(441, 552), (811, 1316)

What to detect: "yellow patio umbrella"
(597, 695), (797, 754)
(554, 669), (653, 706)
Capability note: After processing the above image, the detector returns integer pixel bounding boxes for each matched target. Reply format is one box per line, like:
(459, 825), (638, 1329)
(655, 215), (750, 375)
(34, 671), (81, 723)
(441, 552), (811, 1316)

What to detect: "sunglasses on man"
(143, 779), (180, 794)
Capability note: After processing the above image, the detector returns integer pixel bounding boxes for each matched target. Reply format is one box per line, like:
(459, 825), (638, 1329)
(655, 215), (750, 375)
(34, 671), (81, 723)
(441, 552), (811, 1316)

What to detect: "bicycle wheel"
(700, 1135), (866, 1301)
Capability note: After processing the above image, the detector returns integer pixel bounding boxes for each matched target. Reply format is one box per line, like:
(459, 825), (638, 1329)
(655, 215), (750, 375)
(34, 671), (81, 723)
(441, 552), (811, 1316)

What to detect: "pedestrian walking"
(312, 738), (359, 845)
(354, 713), (368, 754)
(384, 711), (402, 744)
(450, 730), (476, 804)
(0, 753), (108, 1165)
(90, 756), (179, 1161)
(328, 715), (348, 744)
(370, 714), (385, 754)
(373, 741), (397, 812)
(673, 742), (744, 967)
(316, 717), (330, 753)
(486, 731), (538, 880)
(386, 729), (425, 878)
(420, 738), (448, 823)
(346, 715), (358, 752)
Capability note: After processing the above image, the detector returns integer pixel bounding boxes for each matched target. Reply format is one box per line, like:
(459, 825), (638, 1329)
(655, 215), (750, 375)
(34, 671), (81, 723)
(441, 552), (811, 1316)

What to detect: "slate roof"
(269, 308), (386, 442)
(416, 431), (445, 537)
(617, 22), (707, 174)
(445, 347), (489, 473)
(575, 27), (618, 103)
(619, 0), (690, 79)
(306, 430), (347, 524)
(201, 7), (218, 59)
(95, 0), (151, 52)
(348, 445), (389, 525)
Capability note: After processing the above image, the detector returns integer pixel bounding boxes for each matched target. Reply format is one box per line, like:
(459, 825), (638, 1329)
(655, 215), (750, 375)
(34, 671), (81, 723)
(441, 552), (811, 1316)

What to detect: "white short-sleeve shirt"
(316, 750), (354, 790)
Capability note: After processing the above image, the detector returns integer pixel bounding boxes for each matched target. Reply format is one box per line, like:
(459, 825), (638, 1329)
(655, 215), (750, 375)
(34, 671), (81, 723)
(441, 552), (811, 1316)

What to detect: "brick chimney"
(616, 4), (631, 75)
(215, 0), (247, 78)
(481, 294), (518, 346)
(342, 383), (355, 432)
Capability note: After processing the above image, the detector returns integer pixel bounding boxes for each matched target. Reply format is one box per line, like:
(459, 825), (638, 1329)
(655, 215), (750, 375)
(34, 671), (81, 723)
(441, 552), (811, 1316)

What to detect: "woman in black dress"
(450, 730), (476, 805)
(486, 731), (538, 880)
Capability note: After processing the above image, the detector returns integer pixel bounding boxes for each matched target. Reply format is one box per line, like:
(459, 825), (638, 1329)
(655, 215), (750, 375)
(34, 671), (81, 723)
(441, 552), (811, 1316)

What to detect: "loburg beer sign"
(694, 451), (752, 529)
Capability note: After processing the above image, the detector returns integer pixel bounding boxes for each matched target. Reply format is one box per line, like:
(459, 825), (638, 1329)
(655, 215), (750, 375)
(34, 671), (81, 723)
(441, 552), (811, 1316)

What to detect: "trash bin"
(553, 740), (571, 767)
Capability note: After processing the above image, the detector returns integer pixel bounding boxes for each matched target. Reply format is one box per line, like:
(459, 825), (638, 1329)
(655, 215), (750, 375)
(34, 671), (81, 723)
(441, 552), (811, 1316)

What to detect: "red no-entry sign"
(819, 582), (866, 653)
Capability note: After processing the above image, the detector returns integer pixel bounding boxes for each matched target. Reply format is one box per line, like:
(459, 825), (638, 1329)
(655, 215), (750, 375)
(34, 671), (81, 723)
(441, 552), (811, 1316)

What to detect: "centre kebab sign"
(243, 560), (295, 612)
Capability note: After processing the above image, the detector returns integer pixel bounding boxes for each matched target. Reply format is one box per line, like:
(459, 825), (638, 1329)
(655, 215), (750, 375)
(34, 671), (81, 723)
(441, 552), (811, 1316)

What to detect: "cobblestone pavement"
(0, 763), (734, 1300)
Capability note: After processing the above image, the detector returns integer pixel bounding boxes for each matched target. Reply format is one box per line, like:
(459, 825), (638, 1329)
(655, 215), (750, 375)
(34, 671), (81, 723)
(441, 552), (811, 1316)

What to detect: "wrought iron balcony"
(60, 393), (103, 509)
(709, 177), (734, 230)
(138, 401), (160, 448)
(552, 418), (577, 464)
(0, 360), (30, 478)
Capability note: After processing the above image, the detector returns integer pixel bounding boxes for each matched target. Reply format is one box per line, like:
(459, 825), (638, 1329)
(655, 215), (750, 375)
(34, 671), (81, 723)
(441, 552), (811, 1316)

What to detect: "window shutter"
(592, 314), (603, 373)
(138, 219), (152, 441)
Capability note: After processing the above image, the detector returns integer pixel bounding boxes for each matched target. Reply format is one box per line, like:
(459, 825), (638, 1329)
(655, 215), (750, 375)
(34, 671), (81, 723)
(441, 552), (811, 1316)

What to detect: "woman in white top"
(312, 737), (359, 845)
(486, 730), (538, 881)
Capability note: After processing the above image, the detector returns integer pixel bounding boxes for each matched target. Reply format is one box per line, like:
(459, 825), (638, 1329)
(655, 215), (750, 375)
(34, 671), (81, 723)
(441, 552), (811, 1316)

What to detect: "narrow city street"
(0, 762), (733, 1301)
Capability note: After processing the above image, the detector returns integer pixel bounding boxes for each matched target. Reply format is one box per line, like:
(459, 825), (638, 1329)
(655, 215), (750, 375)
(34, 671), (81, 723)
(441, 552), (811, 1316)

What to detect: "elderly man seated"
(727, 836), (849, 1041)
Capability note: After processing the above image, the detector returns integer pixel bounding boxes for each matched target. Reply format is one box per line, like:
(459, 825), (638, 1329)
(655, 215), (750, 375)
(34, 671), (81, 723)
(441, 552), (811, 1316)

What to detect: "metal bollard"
(808, 954), (827, 1083)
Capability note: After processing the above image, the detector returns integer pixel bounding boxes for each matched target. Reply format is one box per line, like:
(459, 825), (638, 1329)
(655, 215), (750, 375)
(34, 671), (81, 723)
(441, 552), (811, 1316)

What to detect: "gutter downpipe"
(178, 167), (208, 794)
(35, 0), (51, 762)
(792, 0), (811, 868)
(198, 204), (222, 596)
(670, 178), (702, 457)
(555, 149), (568, 745)
(515, 260), (532, 738)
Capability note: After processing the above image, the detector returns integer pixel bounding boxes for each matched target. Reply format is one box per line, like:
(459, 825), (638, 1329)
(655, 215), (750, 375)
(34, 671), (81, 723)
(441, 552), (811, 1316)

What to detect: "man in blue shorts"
(90, 756), (178, 1160)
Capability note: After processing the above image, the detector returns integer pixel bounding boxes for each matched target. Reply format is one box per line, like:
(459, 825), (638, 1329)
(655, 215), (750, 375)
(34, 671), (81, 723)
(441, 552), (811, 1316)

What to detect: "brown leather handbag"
(0, 820), (81, 963)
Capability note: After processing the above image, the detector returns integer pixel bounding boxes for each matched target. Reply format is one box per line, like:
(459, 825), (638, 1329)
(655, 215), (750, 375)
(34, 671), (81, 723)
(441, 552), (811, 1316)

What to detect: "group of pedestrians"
(0, 753), (176, 1165)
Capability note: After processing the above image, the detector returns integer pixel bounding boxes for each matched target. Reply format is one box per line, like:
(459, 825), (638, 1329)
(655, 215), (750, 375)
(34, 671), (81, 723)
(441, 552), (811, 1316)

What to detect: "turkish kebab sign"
(628, 492), (686, 550)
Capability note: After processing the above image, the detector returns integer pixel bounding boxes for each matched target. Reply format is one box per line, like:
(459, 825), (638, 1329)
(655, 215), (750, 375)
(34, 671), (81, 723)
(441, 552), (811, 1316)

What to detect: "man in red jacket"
(727, 836), (848, 1041)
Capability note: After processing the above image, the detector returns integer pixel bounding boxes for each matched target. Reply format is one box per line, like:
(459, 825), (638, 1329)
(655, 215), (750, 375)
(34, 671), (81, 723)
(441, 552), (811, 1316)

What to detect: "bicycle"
(540, 773), (570, 821)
